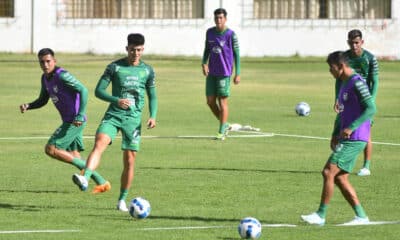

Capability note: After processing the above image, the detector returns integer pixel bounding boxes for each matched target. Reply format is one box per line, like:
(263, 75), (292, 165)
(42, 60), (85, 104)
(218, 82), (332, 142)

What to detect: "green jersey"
(335, 49), (379, 100)
(95, 58), (157, 118)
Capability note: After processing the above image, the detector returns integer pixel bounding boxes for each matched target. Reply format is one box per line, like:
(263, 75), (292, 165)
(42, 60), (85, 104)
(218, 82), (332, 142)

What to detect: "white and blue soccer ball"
(129, 197), (151, 219)
(238, 217), (262, 239)
(295, 102), (311, 116)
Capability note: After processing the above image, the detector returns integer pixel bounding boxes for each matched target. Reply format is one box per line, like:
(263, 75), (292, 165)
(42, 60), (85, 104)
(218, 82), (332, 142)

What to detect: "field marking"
(0, 229), (80, 234)
(0, 132), (399, 146)
(139, 223), (296, 231)
(336, 220), (400, 226)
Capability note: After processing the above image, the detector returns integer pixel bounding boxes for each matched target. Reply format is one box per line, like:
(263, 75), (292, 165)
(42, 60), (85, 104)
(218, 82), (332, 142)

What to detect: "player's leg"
(358, 134), (372, 176)
(206, 75), (220, 119)
(216, 76), (231, 139)
(117, 150), (136, 212)
(207, 95), (220, 119)
(117, 117), (141, 211)
(46, 122), (108, 188)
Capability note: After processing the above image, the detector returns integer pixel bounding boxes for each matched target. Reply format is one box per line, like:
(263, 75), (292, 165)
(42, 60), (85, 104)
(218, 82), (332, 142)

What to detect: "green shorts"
(206, 75), (231, 97)
(97, 114), (142, 151)
(48, 122), (85, 152)
(328, 140), (367, 173)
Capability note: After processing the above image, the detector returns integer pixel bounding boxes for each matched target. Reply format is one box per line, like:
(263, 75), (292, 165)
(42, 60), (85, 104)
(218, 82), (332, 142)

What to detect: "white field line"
(139, 223), (296, 231)
(335, 221), (400, 226)
(0, 229), (80, 234)
(0, 132), (398, 146)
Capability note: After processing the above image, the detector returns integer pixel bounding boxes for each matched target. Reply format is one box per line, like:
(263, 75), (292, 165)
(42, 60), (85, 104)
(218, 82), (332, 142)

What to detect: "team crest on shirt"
(53, 85), (58, 93)
(212, 46), (222, 54)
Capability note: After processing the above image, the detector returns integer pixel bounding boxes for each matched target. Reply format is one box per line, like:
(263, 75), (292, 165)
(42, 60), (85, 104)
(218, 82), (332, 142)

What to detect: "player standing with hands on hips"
(72, 33), (158, 211)
(301, 51), (376, 226)
(202, 8), (241, 140)
(19, 48), (109, 191)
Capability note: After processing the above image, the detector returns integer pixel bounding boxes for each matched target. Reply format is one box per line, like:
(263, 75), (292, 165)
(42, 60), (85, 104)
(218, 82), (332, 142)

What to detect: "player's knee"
(45, 144), (56, 157)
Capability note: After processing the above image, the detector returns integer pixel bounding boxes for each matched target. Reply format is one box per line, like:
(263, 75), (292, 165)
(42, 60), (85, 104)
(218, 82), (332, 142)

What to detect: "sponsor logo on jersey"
(343, 92), (348, 101)
(219, 40), (226, 47)
(50, 94), (59, 104)
(53, 85), (58, 93)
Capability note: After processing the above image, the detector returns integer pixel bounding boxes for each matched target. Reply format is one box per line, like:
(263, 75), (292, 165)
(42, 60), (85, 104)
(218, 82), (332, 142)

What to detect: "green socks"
(354, 204), (368, 218)
(118, 189), (129, 201)
(363, 159), (371, 169)
(316, 203), (328, 219)
(71, 158), (106, 185)
(219, 122), (230, 134)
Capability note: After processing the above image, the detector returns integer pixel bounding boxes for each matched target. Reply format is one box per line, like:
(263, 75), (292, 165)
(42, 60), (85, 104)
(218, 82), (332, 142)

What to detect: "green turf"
(0, 54), (399, 240)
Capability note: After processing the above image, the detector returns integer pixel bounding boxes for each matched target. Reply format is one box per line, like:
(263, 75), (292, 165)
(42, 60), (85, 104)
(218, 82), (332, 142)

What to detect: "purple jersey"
(205, 27), (235, 77)
(338, 74), (370, 141)
(42, 68), (83, 123)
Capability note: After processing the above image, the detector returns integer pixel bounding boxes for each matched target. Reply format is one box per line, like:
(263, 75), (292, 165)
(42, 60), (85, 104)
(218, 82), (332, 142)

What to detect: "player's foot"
(301, 212), (326, 226)
(92, 181), (111, 194)
(357, 168), (371, 176)
(339, 216), (370, 226)
(215, 133), (226, 141)
(117, 200), (128, 212)
(72, 173), (88, 191)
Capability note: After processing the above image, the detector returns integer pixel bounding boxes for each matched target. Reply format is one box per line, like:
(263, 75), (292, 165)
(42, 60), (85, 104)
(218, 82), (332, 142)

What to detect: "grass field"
(0, 53), (399, 240)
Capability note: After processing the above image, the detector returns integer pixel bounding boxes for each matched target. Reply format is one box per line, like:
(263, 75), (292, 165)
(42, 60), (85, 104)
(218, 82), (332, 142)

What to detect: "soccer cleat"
(92, 181), (111, 194)
(117, 200), (129, 212)
(357, 168), (371, 176)
(215, 133), (226, 141)
(72, 173), (88, 191)
(339, 216), (370, 226)
(301, 212), (326, 226)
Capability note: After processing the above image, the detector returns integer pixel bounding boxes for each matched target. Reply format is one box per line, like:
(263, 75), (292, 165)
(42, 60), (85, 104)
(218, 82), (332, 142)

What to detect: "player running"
(334, 29), (379, 176)
(72, 33), (158, 211)
(19, 48), (109, 192)
(201, 8), (241, 140)
(302, 51), (376, 226)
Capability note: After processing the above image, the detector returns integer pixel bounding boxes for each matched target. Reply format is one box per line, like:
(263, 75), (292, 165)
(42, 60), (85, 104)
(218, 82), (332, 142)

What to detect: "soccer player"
(301, 51), (376, 226)
(202, 8), (241, 140)
(72, 33), (158, 212)
(334, 29), (379, 176)
(19, 48), (109, 192)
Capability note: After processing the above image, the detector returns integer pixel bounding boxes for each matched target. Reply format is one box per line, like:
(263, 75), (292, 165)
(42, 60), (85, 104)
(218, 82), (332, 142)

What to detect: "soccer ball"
(238, 217), (262, 239)
(295, 102), (311, 116)
(129, 197), (151, 219)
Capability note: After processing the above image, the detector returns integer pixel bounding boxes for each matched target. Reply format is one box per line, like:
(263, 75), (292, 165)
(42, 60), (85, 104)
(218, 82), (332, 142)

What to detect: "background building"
(0, 0), (399, 58)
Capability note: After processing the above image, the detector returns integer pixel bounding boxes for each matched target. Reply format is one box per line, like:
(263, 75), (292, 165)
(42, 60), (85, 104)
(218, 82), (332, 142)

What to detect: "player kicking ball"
(20, 48), (110, 193)
(72, 33), (158, 211)
(301, 51), (376, 226)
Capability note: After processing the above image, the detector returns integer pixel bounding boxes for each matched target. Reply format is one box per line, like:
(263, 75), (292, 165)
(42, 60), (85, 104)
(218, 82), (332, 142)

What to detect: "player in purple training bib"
(19, 48), (109, 192)
(202, 8), (241, 140)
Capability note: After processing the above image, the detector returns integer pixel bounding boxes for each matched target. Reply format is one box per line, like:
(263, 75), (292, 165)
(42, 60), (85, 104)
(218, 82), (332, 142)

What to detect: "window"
(0, 0), (14, 17)
(253, 0), (391, 19)
(58, 0), (204, 19)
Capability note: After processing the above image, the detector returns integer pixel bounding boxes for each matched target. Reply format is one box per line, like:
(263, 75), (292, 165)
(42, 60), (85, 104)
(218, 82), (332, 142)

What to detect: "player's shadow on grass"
(142, 166), (319, 175)
(148, 215), (279, 225)
(0, 189), (70, 194)
(0, 202), (46, 212)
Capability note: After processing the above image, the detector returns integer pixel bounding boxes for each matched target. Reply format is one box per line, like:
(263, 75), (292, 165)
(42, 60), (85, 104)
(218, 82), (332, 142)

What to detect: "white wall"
(0, 0), (399, 58)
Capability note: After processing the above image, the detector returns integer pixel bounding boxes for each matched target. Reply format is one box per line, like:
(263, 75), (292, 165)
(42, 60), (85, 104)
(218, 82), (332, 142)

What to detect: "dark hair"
(348, 29), (362, 40)
(326, 51), (349, 66)
(214, 8), (227, 17)
(127, 33), (145, 46)
(38, 48), (55, 58)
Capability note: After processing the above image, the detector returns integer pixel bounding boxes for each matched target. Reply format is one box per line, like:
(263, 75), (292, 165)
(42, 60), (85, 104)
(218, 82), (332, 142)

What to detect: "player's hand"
(20, 103), (29, 113)
(147, 118), (156, 129)
(202, 64), (209, 76)
(233, 75), (240, 85)
(330, 136), (339, 151)
(118, 98), (131, 109)
(72, 120), (83, 127)
(333, 100), (340, 113)
(340, 128), (353, 140)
